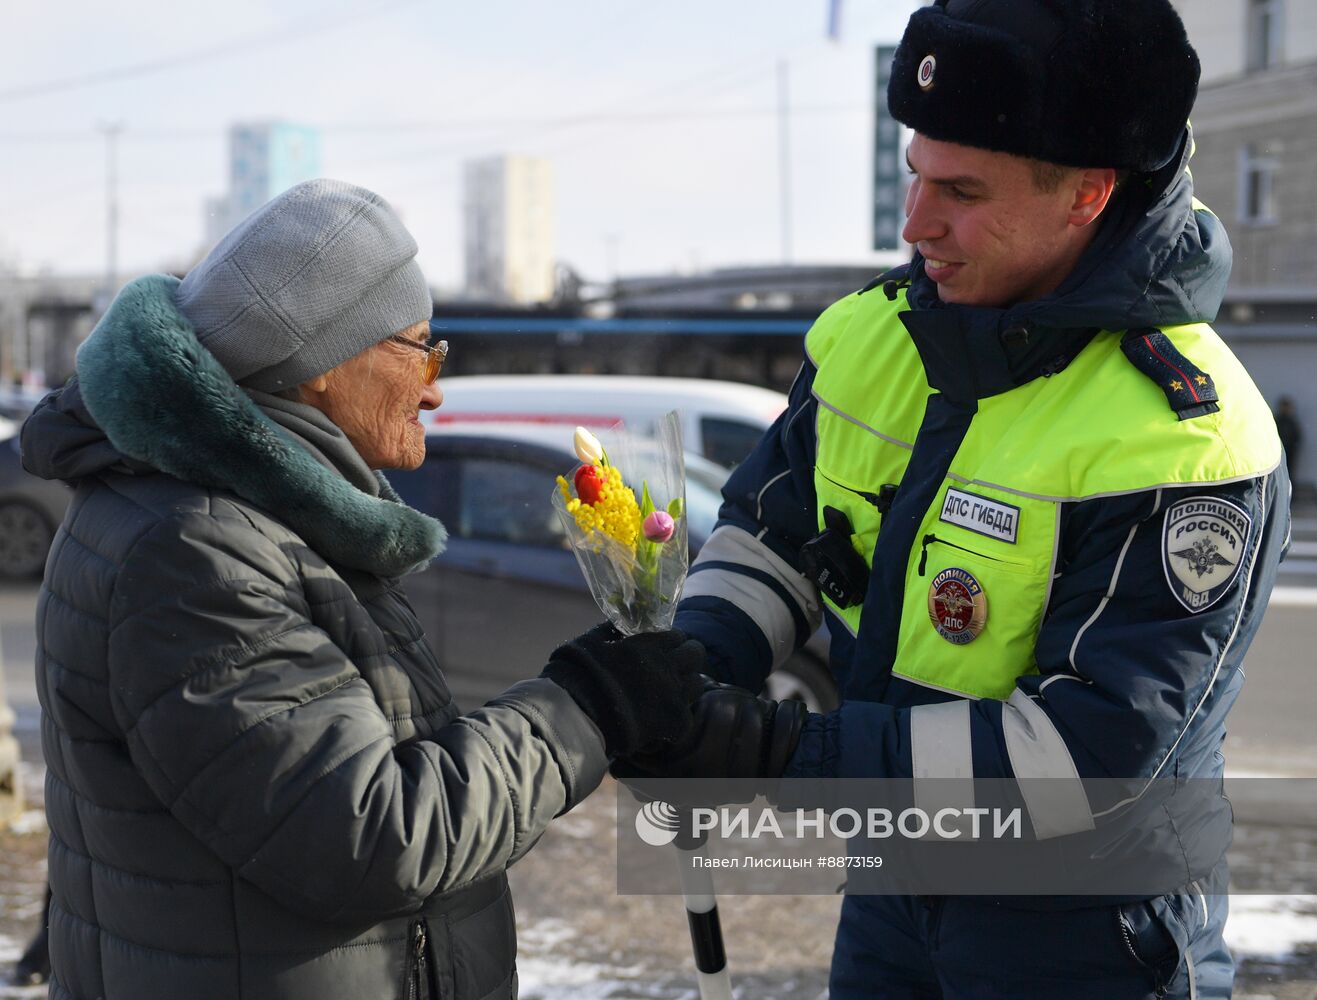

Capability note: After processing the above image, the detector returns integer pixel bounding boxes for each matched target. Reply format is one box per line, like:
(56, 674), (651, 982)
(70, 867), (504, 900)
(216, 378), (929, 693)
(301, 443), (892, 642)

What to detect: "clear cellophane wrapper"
(550, 411), (688, 635)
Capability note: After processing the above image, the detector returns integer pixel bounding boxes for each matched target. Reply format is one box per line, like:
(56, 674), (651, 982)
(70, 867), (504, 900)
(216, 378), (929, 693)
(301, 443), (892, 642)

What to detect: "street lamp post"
(100, 122), (124, 306)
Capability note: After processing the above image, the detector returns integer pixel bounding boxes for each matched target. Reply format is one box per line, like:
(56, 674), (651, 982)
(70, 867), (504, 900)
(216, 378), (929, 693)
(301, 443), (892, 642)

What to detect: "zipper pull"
(406, 921), (426, 1000)
(918, 534), (935, 577)
(856, 482), (899, 513)
(415, 922), (429, 972)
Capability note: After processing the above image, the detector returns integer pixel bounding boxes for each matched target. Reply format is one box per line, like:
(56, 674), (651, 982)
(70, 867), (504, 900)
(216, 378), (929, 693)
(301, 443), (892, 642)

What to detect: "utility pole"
(777, 60), (793, 265)
(769, 61), (790, 266)
(604, 233), (621, 284)
(99, 122), (124, 303)
(826, 0), (843, 41)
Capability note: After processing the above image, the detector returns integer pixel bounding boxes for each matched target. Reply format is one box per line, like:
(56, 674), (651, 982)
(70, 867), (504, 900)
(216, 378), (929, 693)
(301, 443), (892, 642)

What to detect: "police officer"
(614, 1), (1291, 996)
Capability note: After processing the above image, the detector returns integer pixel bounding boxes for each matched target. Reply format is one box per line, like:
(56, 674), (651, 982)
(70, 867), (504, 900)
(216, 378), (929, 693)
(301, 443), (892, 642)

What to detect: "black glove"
(540, 623), (706, 758)
(611, 679), (808, 792)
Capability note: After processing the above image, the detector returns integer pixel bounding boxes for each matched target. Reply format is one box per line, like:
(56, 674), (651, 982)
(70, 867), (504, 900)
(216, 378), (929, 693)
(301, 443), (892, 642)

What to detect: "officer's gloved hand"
(540, 623), (706, 759)
(610, 679), (808, 798)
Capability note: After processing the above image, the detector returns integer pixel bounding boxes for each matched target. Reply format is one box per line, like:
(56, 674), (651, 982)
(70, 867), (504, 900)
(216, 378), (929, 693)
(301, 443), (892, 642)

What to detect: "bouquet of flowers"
(551, 411), (688, 635)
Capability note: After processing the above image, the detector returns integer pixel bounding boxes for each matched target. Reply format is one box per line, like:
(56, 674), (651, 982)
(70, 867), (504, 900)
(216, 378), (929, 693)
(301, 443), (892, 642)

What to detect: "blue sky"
(0, 0), (919, 290)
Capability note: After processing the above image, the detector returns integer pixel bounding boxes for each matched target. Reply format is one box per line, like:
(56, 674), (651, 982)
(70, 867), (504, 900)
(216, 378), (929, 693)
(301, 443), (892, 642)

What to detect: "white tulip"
(573, 426), (605, 465)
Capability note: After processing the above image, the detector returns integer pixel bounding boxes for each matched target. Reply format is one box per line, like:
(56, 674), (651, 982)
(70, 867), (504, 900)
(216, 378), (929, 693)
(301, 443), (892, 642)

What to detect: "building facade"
(0, 272), (103, 391)
(462, 155), (556, 304)
(1176, 0), (1317, 493)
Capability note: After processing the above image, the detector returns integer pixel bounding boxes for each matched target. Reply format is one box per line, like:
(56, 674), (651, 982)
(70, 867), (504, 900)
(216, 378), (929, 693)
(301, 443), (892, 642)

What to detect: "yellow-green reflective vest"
(807, 290), (1282, 701)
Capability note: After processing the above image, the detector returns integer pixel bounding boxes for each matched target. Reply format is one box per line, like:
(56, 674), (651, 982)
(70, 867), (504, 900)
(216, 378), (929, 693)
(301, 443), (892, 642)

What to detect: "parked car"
(0, 430), (70, 580)
(0, 386), (47, 422)
(423, 375), (787, 469)
(2, 407), (838, 711)
(390, 421), (838, 711)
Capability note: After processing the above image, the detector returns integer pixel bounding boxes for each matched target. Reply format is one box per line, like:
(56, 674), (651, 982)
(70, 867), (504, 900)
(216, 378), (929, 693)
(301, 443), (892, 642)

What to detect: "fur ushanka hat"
(887, 0), (1200, 173)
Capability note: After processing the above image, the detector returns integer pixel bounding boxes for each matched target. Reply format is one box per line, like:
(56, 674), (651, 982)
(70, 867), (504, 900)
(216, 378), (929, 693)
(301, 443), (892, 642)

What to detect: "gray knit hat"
(176, 178), (432, 392)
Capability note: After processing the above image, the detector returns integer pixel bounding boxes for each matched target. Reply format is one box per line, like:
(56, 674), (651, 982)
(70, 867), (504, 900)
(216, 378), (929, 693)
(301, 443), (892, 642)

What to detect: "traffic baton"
(674, 810), (732, 1000)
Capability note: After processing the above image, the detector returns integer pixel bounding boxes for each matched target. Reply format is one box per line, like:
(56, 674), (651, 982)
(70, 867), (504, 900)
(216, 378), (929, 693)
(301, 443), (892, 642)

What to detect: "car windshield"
(683, 464), (725, 542)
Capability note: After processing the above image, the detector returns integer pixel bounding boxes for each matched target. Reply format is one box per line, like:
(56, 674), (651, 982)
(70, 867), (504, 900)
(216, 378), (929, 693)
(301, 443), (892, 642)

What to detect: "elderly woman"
(20, 180), (703, 1000)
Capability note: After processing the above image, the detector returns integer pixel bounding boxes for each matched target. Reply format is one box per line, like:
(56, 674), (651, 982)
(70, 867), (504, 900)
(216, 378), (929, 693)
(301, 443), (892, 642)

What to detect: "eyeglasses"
(388, 335), (448, 385)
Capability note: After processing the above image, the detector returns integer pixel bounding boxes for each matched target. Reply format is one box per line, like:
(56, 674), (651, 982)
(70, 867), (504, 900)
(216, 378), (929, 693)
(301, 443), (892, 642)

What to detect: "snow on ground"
(518, 958), (678, 1000)
(517, 918), (684, 999)
(0, 906), (1311, 998)
(4, 813), (43, 837)
(0, 935), (44, 999)
(516, 895), (1317, 999)
(12, 763), (43, 814)
(1227, 895), (1317, 960)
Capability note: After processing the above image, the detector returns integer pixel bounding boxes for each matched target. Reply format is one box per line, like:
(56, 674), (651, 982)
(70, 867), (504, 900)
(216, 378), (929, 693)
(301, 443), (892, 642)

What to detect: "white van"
(424, 375), (786, 468)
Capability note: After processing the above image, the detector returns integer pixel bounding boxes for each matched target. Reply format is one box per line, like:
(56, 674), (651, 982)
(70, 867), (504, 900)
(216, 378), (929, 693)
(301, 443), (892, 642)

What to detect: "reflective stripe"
(812, 394), (914, 450)
(683, 526), (821, 669)
(946, 466), (1279, 505)
(911, 701), (975, 837)
(1191, 881), (1208, 929)
(1037, 674), (1091, 693)
(1068, 490), (1160, 675)
(892, 670), (983, 701)
(1002, 689), (1094, 839)
(823, 605), (857, 638)
(754, 470), (791, 524)
(1040, 502), (1062, 617)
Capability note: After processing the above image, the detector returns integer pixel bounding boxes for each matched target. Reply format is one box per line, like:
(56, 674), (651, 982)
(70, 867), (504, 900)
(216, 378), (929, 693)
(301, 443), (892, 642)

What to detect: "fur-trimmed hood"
(21, 274), (445, 577)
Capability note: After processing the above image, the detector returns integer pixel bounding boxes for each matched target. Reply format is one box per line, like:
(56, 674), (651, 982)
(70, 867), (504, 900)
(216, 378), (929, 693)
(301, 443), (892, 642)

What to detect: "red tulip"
(574, 465), (604, 505)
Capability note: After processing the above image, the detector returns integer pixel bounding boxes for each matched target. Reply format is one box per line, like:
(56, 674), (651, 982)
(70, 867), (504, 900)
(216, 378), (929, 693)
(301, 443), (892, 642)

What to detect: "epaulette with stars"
(1120, 327), (1220, 420)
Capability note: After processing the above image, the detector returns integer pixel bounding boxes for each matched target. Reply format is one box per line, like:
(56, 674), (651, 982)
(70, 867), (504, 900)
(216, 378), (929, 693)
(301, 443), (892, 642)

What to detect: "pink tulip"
(642, 510), (675, 543)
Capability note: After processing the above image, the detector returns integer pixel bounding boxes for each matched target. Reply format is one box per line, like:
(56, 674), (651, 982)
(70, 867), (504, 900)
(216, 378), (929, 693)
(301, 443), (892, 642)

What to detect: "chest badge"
(928, 567), (988, 645)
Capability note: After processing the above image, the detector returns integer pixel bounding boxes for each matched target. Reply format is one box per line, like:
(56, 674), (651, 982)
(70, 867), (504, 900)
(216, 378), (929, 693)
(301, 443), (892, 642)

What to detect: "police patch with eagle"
(1162, 496), (1253, 613)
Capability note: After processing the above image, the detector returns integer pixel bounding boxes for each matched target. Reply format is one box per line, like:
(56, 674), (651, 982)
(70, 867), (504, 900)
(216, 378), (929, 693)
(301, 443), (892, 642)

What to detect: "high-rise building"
(205, 123), (322, 246)
(462, 155), (555, 304)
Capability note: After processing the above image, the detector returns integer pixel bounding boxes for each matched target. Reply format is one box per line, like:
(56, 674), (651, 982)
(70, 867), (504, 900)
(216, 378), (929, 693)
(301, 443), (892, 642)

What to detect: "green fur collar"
(76, 274), (446, 577)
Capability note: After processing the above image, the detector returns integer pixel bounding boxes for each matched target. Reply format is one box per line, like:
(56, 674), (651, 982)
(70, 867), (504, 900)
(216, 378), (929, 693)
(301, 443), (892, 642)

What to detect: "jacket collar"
(29, 274), (445, 577)
(896, 299), (1097, 403)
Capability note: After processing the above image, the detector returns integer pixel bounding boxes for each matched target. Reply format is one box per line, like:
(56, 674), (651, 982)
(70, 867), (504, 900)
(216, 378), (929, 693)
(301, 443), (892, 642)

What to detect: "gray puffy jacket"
(22, 276), (608, 1000)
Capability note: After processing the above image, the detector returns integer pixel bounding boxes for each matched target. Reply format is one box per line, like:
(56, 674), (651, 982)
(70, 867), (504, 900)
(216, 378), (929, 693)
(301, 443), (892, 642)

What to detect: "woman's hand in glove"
(609, 680), (808, 799)
(540, 624), (707, 759)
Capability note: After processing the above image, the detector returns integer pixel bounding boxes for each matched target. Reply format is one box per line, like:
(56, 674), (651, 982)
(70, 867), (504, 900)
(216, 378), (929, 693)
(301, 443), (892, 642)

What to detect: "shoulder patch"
(1121, 328), (1220, 421)
(1161, 496), (1252, 613)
